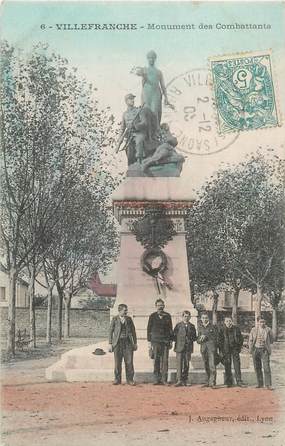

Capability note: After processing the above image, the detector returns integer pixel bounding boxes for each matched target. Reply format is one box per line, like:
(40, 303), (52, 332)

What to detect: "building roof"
(89, 273), (117, 297)
(0, 263), (29, 287)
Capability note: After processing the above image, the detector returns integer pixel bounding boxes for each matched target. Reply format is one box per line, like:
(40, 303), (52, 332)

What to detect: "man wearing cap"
(249, 317), (274, 389)
(116, 93), (157, 165)
(116, 93), (138, 165)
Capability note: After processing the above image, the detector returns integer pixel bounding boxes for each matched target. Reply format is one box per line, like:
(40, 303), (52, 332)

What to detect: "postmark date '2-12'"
(163, 68), (239, 156)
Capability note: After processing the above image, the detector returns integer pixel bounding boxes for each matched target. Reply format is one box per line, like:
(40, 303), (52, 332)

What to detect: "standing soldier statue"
(116, 93), (157, 165)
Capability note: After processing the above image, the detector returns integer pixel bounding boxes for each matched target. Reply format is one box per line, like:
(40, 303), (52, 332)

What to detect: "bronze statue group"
(109, 299), (274, 389)
(116, 51), (184, 174)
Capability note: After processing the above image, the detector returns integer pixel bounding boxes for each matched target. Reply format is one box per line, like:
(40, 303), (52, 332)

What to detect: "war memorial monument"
(46, 51), (252, 384)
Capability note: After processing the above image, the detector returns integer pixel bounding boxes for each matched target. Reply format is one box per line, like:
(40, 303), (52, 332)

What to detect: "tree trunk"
(32, 300), (36, 348)
(212, 291), (219, 325)
(255, 285), (263, 323)
(64, 293), (72, 339)
(57, 284), (63, 342)
(28, 265), (36, 348)
(46, 285), (53, 344)
(231, 288), (240, 325)
(7, 267), (17, 356)
(272, 308), (278, 341)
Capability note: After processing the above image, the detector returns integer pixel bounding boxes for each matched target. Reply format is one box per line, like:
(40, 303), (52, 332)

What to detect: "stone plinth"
(112, 177), (196, 338)
(112, 177), (194, 203)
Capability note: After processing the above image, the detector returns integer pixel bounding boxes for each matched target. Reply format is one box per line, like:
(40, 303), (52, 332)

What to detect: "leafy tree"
(43, 176), (118, 340)
(0, 41), (71, 353)
(261, 249), (285, 340)
(0, 41), (120, 353)
(240, 173), (284, 322)
(186, 151), (284, 325)
(187, 207), (224, 324)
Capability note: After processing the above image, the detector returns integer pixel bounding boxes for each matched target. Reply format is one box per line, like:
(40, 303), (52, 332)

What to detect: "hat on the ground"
(125, 93), (136, 101)
(92, 348), (106, 356)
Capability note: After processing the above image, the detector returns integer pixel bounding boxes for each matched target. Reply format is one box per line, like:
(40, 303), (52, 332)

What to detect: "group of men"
(108, 298), (274, 389)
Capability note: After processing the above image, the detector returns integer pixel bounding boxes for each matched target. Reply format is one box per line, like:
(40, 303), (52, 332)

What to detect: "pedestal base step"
(46, 340), (256, 385)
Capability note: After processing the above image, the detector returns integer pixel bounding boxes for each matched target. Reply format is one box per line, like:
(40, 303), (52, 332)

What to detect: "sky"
(1, 2), (284, 190)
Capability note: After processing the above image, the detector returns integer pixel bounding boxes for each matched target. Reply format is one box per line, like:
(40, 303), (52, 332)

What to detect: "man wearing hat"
(116, 93), (157, 165)
(249, 316), (274, 389)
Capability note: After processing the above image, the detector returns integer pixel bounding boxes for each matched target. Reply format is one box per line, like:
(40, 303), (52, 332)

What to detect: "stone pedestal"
(112, 177), (197, 338)
(45, 176), (255, 383)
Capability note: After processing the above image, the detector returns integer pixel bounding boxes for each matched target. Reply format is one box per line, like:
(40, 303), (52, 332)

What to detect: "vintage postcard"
(1, 1), (284, 446)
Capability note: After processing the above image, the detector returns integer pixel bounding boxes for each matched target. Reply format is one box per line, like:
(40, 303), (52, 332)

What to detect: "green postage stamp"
(209, 51), (280, 134)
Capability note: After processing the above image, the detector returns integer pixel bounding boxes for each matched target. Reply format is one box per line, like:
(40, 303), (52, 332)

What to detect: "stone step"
(60, 352), (250, 370)
(56, 341), (251, 370)
(46, 340), (256, 384)
(47, 366), (256, 385)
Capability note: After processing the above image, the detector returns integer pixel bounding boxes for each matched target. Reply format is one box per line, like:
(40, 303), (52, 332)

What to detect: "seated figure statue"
(141, 123), (185, 174)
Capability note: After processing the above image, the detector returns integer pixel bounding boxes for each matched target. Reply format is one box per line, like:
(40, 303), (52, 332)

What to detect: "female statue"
(132, 50), (172, 130)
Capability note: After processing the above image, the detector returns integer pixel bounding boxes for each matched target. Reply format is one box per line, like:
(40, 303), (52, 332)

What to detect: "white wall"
(0, 270), (29, 308)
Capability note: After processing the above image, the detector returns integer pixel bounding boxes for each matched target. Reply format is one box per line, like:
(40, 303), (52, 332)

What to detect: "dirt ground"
(1, 338), (285, 446)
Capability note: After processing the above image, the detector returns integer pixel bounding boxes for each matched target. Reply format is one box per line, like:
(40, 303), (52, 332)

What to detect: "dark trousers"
(127, 141), (136, 166)
(152, 342), (169, 383)
(176, 349), (191, 383)
(252, 348), (272, 387)
(113, 338), (134, 383)
(223, 350), (242, 385)
(201, 349), (216, 386)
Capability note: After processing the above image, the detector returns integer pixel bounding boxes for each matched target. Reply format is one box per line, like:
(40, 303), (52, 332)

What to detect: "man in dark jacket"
(219, 316), (245, 387)
(147, 298), (173, 385)
(173, 310), (197, 386)
(197, 313), (219, 389)
(109, 304), (137, 385)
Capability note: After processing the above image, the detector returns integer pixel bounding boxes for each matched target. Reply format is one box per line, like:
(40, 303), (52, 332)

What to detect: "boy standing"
(197, 313), (219, 389)
(173, 311), (197, 386)
(218, 316), (245, 387)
